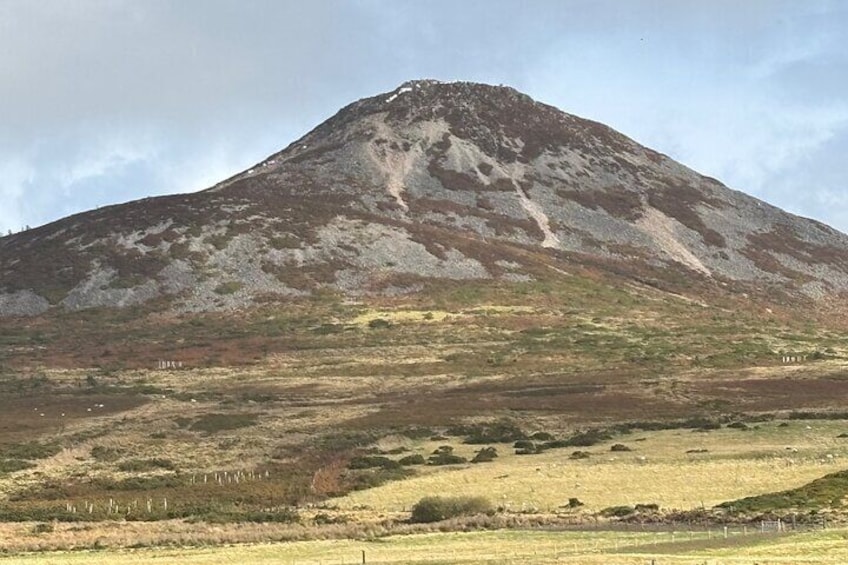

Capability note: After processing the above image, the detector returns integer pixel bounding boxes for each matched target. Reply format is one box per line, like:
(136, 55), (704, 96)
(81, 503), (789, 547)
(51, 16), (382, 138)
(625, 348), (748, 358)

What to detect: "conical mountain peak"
(3, 81), (848, 317)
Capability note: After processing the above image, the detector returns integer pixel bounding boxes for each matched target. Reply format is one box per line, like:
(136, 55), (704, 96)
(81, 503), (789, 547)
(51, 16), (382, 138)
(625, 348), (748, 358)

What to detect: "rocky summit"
(2, 79), (848, 317)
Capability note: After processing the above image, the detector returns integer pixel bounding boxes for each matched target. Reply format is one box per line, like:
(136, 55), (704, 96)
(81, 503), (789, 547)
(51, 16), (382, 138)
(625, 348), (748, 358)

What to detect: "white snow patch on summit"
(385, 86), (413, 104)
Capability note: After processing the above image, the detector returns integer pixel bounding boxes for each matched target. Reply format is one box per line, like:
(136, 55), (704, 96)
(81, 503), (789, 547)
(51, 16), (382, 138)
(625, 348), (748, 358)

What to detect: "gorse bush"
(471, 446), (498, 463)
(428, 445), (467, 466)
(398, 454), (426, 466)
(600, 505), (635, 517)
(409, 495), (493, 523)
(347, 455), (401, 470)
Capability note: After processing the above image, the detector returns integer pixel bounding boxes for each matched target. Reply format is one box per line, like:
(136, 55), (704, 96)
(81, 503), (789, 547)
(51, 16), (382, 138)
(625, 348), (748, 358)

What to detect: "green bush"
(426, 445), (466, 465)
(471, 447), (498, 463)
(0, 442), (61, 460)
(410, 495), (493, 523)
(562, 429), (613, 447)
(727, 421), (749, 430)
(347, 455), (401, 470)
(600, 505), (635, 517)
(566, 497), (584, 508)
(398, 454), (426, 466)
(0, 459), (34, 473)
(426, 447), (464, 465)
(91, 446), (124, 462)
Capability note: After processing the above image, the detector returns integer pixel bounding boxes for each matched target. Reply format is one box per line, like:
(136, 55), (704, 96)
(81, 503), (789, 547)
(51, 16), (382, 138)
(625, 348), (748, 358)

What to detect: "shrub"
(530, 431), (555, 441)
(563, 429), (613, 447)
(569, 451), (591, 460)
(471, 447), (498, 463)
(600, 505), (635, 518)
(347, 456), (401, 470)
(428, 452), (467, 466)
(515, 442), (542, 455)
(635, 503), (659, 512)
(610, 444), (631, 452)
(567, 497), (584, 508)
(367, 318), (392, 329)
(91, 446), (124, 462)
(0, 442), (61, 460)
(727, 422), (749, 430)
(0, 459), (34, 473)
(398, 454), (426, 466)
(117, 458), (177, 472)
(410, 495), (493, 523)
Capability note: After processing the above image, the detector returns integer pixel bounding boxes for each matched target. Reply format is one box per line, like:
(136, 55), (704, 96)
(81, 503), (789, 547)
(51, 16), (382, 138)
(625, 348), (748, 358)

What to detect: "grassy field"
(336, 420), (848, 513)
(5, 528), (848, 564)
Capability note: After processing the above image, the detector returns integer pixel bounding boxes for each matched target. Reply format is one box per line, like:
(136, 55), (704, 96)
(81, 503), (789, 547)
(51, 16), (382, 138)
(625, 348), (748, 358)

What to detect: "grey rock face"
(0, 290), (49, 317)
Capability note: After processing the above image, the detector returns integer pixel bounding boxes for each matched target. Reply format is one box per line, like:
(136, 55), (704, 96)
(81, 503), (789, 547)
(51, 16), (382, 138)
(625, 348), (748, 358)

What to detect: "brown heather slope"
(3, 80), (848, 320)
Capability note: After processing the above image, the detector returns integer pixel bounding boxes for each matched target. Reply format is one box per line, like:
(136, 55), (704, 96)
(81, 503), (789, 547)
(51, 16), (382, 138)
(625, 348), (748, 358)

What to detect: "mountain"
(3, 79), (848, 318)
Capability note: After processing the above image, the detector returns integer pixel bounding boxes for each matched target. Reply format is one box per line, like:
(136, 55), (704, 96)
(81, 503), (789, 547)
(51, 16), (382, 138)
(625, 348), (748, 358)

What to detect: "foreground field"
(5, 528), (848, 564)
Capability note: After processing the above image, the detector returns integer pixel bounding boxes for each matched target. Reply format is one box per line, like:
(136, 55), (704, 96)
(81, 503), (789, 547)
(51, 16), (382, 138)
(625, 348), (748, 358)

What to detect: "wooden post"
(362, 550), (366, 564)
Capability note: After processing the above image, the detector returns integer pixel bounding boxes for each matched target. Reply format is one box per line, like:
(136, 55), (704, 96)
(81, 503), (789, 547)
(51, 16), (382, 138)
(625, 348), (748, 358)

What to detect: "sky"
(1, 0), (847, 235)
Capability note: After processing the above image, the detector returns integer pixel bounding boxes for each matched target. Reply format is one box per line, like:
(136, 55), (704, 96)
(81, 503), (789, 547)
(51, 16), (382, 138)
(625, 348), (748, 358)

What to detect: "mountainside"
(3, 79), (848, 318)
